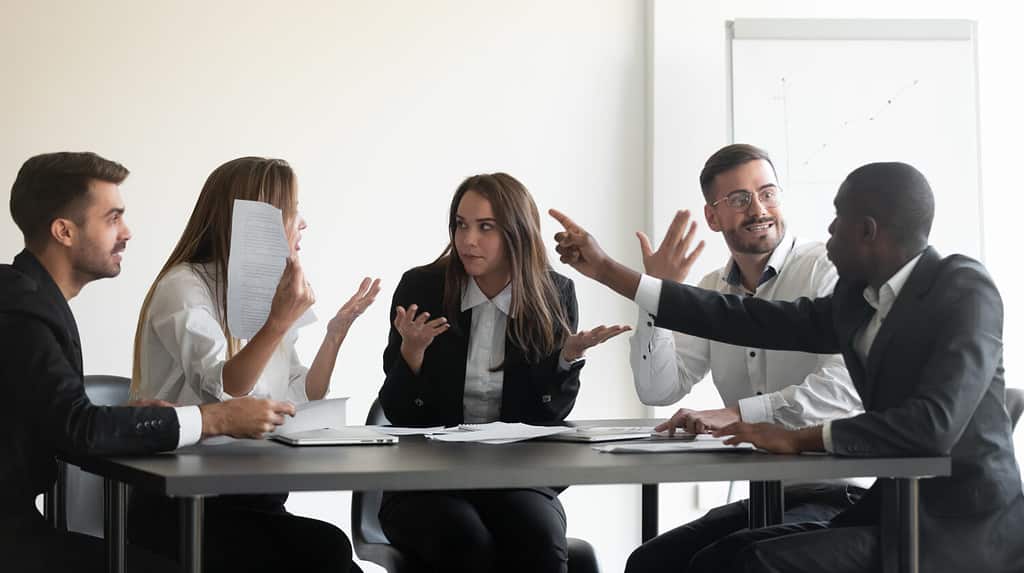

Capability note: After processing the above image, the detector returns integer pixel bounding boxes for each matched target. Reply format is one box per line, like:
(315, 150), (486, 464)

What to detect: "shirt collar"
(862, 252), (925, 315)
(461, 278), (512, 315)
(723, 233), (794, 289)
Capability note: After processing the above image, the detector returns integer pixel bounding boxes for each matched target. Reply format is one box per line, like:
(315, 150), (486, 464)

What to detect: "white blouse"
(133, 263), (310, 406)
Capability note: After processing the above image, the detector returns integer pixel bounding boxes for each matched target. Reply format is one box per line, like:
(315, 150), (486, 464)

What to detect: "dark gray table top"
(63, 419), (950, 497)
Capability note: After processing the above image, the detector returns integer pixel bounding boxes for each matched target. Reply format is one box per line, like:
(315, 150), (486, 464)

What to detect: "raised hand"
(199, 397), (297, 439)
(394, 304), (450, 374)
(655, 406), (741, 436)
(549, 209), (613, 281)
(562, 324), (632, 362)
(267, 255), (316, 334)
(327, 277), (382, 338)
(636, 210), (706, 283)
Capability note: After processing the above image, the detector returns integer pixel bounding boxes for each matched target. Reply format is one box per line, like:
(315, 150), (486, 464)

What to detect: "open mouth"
(744, 221), (775, 233)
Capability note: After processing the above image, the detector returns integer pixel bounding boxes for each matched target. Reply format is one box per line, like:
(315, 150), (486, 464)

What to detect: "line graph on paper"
(731, 38), (981, 259)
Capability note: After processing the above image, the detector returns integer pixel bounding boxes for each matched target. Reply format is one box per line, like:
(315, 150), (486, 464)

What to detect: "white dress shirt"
(822, 252), (924, 451)
(630, 235), (862, 429)
(460, 278), (574, 424)
(135, 263), (312, 446)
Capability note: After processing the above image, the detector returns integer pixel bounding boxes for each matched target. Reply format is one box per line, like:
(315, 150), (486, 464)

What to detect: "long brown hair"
(130, 157), (298, 396)
(439, 173), (570, 365)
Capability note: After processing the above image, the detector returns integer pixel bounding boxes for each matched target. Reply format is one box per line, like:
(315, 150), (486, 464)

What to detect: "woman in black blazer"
(378, 173), (628, 573)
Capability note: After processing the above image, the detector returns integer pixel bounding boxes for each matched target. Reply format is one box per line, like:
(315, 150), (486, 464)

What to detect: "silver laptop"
(270, 427), (399, 446)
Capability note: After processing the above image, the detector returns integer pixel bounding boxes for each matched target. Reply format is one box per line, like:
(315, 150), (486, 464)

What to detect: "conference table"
(61, 419), (949, 573)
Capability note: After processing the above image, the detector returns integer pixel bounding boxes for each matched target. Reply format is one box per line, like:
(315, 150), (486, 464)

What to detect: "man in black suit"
(550, 162), (1024, 572)
(1, 152), (297, 573)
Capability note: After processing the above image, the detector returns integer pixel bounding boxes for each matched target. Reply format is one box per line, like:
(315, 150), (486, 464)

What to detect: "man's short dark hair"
(699, 143), (777, 200)
(10, 152), (129, 247)
(840, 162), (934, 251)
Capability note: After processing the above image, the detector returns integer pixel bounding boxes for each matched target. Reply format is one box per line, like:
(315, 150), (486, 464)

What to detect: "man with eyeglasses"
(624, 144), (864, 573)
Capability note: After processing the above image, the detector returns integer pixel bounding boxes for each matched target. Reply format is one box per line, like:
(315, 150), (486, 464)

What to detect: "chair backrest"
(1006, 387), (1024, 431)
(351, 399), (391, 545)
(62, 375), (132, 537)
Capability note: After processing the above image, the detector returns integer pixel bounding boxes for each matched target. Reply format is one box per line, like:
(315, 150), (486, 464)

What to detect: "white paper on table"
(426, 422), (574, 444)
(226, 199), (315, 340)
(275, 397), (349, 437)
(367, 425), (447, 436)
(593, 436), (756, 454)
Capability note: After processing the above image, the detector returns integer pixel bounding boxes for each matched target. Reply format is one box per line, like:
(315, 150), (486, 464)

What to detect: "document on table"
(226, 199), (315, 340)
(426, 422), (574, 444)
(368, 425), (447, 436)
(593, 436), (756, 453)
(275, 397), (349, 436)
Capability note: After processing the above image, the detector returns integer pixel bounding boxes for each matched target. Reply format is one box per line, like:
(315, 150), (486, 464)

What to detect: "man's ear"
(50, 218), (76, 248)
(860, 216), (878, 243)
(704, 204), (722, 232)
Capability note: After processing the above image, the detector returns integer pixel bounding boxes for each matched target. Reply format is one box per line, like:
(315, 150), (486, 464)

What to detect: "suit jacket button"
(135, 422), (144, 431)
(414, 398), (424, 407)
(541, 395), (552, 403)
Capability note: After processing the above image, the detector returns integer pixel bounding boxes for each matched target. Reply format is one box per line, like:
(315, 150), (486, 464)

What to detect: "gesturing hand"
(636, 210), (706, 283)
(562, 324), (632, 362)
(327, 277), (382, 338)
(394, 304), (450, 374)
(549, 209), (613, 281)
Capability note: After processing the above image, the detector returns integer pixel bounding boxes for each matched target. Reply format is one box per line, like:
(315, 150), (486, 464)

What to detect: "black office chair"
(46, 375), (132, 535)
(351, 399), (601, 573)
(1007, 387), (1024, 430)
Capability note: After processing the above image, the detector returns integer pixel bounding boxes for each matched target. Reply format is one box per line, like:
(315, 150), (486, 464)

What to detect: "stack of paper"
(594, 436), (756, 454)
(427, 422), (574, 444)
(275, 397), (348, 436)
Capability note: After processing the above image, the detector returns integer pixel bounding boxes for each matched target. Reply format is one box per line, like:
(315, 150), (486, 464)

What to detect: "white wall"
(650, 0), (1024, 530)
(1, 1), (648, 570)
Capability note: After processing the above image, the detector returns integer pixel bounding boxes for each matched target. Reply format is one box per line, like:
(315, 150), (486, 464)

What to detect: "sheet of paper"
(367, 425), (447, 436)
(593, 436), (756, 454)
(275, 397), (349, 437)
(226, 199), (315, 340)
(427, 422), (574, 444)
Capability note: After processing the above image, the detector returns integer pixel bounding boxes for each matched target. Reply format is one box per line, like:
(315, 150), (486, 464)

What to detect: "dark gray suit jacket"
(654, 247), (1024, 572)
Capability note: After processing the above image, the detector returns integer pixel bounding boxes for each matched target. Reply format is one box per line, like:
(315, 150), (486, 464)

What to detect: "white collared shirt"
(461, 279), (512, 423)
(135, 264), (311, 445)
(630, 235), (862, 429)
(822, 252), (925, 451)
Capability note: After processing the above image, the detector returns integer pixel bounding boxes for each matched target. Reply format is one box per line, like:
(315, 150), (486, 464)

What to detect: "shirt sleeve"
(633, 274), (662, 316)
(822, 420), (835, 453)
(285, 331), (310, 404)
(174, 406), (203, 448)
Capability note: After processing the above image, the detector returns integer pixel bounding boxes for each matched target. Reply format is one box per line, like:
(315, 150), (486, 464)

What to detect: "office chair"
(46, 375), (132, 536)
(1006, 387), (1024, 431)
(351, 399), (601, 573)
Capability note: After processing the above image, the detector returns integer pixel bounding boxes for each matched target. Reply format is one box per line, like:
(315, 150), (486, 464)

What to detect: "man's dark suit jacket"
(0, 250), (180, 530)
(654, 246), (1024, 572)
(379, 261), (584, 427)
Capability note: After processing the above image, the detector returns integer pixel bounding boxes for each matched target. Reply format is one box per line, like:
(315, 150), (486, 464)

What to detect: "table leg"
(748, 480), (784, 529)
(179, 497), (205, 573)
(899, 478), (920, 573)
(103, 479), (126, 573)
(641, 484), (658, 542)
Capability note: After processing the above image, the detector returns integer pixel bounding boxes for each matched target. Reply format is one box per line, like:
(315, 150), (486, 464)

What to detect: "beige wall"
(2, 1), (648, 570)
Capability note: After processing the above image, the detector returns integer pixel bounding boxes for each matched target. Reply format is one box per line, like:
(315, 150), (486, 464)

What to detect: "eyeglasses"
(710, 187), (782, 211)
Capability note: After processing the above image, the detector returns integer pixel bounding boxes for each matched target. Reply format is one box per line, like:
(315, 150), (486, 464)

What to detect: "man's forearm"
(597, 259), (643, 301)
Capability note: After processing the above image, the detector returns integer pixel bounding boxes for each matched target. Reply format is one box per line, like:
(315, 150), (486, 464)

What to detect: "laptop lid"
(269, 427), (398, 446)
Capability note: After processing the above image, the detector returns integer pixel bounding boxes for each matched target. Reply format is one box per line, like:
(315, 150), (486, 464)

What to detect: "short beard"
(723, 217), (785, 255)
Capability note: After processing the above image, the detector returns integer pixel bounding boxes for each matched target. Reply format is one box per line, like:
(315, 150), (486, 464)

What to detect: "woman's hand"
(267, 255), (316, 335)
(327, 277), (382, 339)
(394, 304), (450, 374)
(561, 324), (632, 362)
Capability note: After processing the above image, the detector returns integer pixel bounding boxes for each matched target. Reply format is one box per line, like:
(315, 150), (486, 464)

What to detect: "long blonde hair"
(130, 157), (298, 396)
(440, 173), (570, 365)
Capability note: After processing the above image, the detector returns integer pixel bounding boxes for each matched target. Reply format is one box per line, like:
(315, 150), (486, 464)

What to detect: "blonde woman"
(128, 157), (375, 572)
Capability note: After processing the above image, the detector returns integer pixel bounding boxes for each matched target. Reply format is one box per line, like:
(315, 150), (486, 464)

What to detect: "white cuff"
(174, 406), (203, 448)
(737, 394), (773, 424)
(557, 354), (584, 372)
(822, 420), (835, 453)
(633, 274), (662, 317)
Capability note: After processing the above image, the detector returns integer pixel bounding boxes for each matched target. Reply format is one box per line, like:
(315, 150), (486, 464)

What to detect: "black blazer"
(0, 251), (179, 524)
(654, 247), (1024, 572)
(379, 262), (583, 427)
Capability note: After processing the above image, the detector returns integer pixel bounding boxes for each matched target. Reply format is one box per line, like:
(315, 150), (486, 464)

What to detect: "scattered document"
(593, 436), (756, 454)
(368, 425), (447, 436)
(226, 199), (315, 340)
(275, 397), (349, 436)
(427, 422), (574, 444)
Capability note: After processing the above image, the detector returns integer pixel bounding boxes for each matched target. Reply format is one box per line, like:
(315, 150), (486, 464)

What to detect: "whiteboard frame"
(725, 18), (985, 260)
